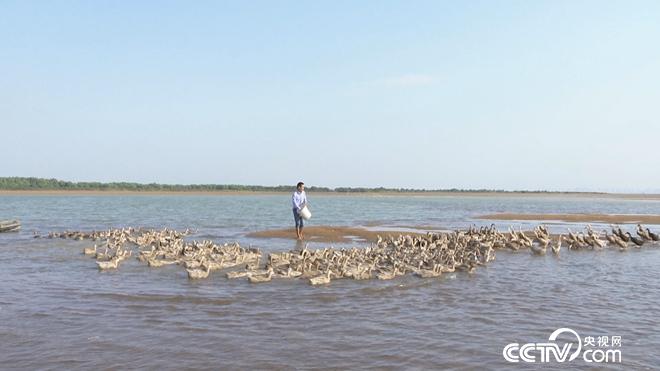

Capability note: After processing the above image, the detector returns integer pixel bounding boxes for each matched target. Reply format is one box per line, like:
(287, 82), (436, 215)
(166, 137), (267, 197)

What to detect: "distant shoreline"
(2, 177), (659, 199)
(1, 189), (660, 200)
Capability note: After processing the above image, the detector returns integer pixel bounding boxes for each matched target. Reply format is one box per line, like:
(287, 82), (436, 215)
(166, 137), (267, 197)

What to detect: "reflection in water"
(294, 238), (305, 251)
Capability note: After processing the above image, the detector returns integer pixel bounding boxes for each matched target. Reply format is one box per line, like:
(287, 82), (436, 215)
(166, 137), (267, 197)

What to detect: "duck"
(414, 264), (441, 278)
(187, 262), (211, 279)
(517, 228), (533, 245)
(342, 263), (363, 279)
(551, 235), (562, 255)
(95, 247), (110, 260)
(83, 244), (98, 255)
(147, 258), (179, 267)
(530, 243), (547, 256)
(309, 270), (333, 285)
(635, 224), (651, 241)
(605, 231), (617, 245)
(248, 267), (273, 283)
(376, 263), (399, 280)
(482, 244), (495, 263)
(117, 250), (132, 262)
(245, 255), (261, 271)
(269, 252), (293, 267)
(626, 232), (644, 247)
(138, 247), (157, 262)
(533, 226), (548, 240)
(637, 224), (652, 241)
(440, 263), (456, 273)
(207, 258), (226, 271)
(505, 240), (521, 251)
(226, 270), (250, 279)
(457, 261), (477, 273)
(183, 259), (204, 269)
(279, 266), (302, 278)
(97, 256), (120, 270)
(586, 234), (605, 249)
(536, 234), (551, 247)
(352, 265), (373, 280)
(300, 261), (321, 279)
(610, 234), (628, 250)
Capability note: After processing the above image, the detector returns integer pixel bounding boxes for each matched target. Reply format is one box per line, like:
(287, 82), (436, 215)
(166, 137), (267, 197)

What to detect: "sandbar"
(246, 226), (428, 243)
(477, 213), (660, 224)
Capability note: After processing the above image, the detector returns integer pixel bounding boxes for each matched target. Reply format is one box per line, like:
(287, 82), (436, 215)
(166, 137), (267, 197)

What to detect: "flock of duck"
(43, 223), (659, 285)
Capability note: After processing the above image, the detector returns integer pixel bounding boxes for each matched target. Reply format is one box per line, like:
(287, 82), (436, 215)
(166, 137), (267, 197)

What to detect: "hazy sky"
(2, 1), (659, 191)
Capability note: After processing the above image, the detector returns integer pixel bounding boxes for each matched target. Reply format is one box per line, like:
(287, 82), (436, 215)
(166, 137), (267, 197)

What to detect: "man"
(292, 181), (307, 240)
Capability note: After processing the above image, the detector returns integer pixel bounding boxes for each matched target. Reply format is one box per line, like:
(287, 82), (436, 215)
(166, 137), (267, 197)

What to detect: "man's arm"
(293, 193), (302, 211)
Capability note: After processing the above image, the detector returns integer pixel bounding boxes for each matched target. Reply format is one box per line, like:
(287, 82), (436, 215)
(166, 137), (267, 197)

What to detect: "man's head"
(296, 182), (305, 191)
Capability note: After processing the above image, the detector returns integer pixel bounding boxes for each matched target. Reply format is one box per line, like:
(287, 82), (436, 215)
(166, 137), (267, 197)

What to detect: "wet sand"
(246, 226), (427, 243)
(246, 225), (565, 243)
(251, 213), (660, 243)
(477, 213), (660, 224)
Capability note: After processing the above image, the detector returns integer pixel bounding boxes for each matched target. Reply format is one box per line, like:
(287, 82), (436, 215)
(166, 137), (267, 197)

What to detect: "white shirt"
(292, 190), (307, 211)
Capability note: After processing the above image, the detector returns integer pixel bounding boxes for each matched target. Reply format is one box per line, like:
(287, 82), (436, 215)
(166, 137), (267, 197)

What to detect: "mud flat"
(246, 225), (428, 243)
(477, 213), (660, 224)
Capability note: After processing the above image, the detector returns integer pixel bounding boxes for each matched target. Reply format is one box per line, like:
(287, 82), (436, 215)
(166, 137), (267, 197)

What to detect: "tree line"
(0, 177), (561, 193)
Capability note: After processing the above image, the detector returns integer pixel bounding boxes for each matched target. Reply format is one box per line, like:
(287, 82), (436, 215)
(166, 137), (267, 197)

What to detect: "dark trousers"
(293, 208), (303, 229)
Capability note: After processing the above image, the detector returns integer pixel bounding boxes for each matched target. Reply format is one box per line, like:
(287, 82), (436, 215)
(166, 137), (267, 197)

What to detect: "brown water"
(1, 195), (659, 369)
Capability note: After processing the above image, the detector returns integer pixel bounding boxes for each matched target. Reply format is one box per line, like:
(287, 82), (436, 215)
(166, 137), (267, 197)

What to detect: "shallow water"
(1, 194), (659, 369)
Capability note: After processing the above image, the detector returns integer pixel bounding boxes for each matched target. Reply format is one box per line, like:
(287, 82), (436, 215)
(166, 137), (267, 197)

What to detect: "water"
(1, 194), (659, 369)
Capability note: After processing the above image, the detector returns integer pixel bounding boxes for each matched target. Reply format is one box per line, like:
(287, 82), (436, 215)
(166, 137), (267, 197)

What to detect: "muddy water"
(1, 194), (659, 369)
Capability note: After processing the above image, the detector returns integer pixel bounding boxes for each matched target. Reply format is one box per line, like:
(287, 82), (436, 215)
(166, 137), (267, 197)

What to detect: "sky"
(1, 1), (659, 192)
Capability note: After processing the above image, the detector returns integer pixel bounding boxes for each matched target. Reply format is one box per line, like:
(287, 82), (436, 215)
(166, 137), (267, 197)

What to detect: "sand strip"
(246, 226), (427, 243)
(477, 213), (660, 224)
